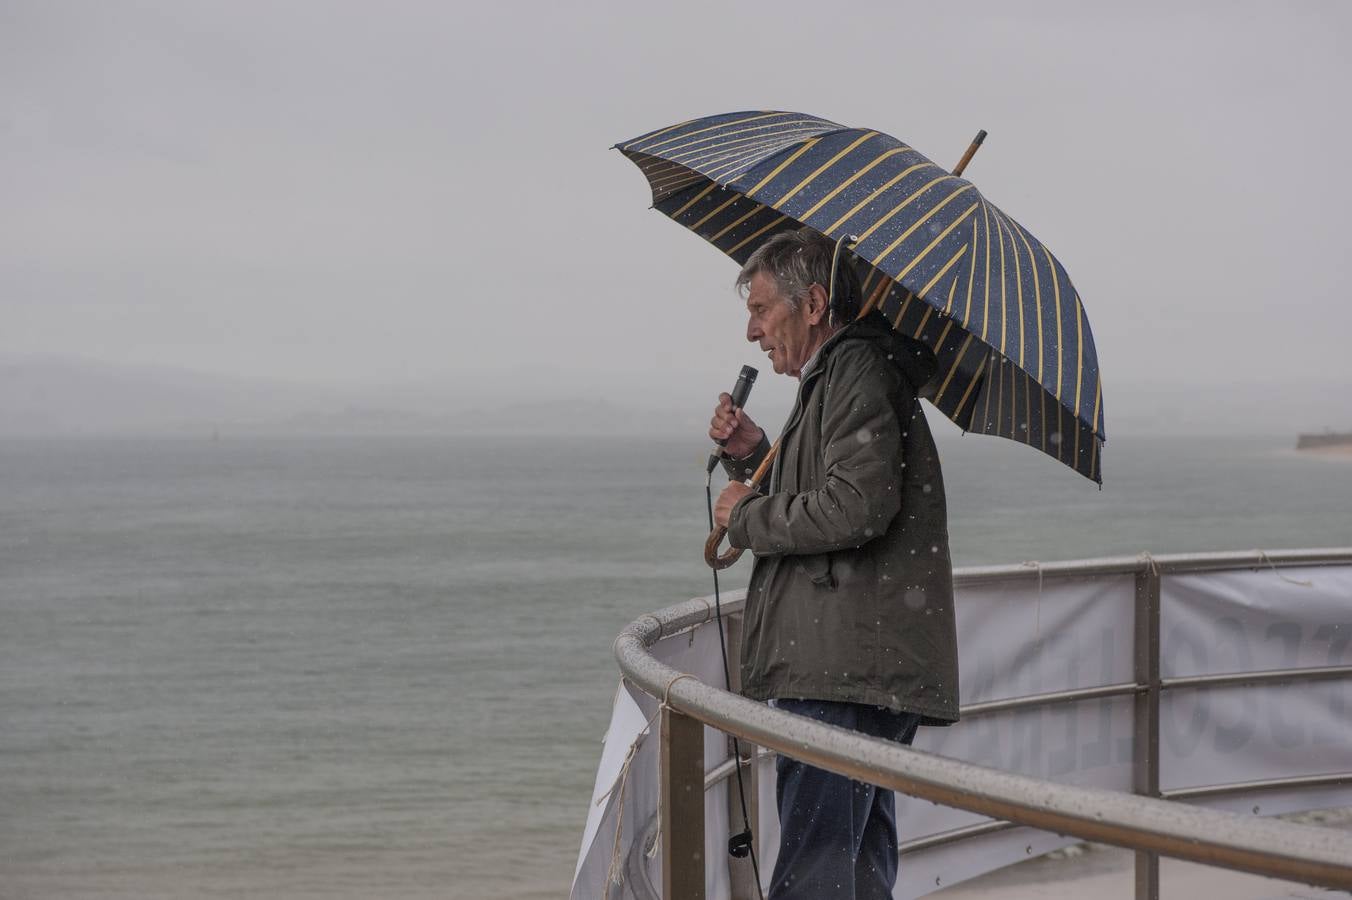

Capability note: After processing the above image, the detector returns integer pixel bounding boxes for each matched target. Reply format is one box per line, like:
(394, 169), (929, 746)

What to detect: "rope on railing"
(1256, 549), (1314, 587)
(598, 672), (701, 890)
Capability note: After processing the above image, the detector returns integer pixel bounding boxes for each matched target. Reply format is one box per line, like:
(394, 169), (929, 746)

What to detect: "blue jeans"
(770, 699), (921, 900)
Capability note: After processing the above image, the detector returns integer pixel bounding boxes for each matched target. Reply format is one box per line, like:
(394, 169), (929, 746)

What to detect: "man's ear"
(805, 283), (830, 326)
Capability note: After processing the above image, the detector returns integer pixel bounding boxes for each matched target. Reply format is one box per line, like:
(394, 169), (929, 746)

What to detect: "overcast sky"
(4, 1), (1350, 420)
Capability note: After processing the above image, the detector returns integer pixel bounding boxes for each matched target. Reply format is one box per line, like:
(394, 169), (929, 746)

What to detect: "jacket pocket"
(795, 552), (836, 590)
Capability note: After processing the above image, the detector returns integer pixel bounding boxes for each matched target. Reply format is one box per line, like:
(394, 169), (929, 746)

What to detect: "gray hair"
(735, 226), (862, 324)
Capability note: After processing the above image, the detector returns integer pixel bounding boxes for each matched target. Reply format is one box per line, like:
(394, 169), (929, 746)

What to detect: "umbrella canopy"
(616, 110), (1106, 482)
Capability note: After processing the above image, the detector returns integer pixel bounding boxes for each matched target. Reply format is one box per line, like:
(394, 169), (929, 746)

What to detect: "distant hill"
(2, 355), (1346, 439)
(0, 356), (698, 437)
(0, 356), (342, 436)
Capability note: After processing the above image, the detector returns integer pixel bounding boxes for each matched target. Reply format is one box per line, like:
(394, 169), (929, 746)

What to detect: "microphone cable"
(705, 463), (766, 900)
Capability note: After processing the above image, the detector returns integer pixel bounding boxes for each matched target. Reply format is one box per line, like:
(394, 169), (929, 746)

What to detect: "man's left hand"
(715, 481), (755, 528)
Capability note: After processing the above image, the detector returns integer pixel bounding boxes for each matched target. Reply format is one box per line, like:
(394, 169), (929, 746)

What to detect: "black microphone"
(707, 365), (758, 474)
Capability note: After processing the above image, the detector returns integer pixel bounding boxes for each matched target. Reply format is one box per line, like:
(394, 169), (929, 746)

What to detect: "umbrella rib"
(1024, 364), (1032, 447)
(1074, 392), (1082, 465)
(952, 352), (985, 421)
(1012, 215), (1040, 375)
(856, 176), (965, 248)
(650, 164), (715, 191)
(992, 205), (1023, 369)
(658, 119), (829, 160)
(651, 139), (795, 189)
(690, 194), (741, 231)
(679, 132), (830, 182)
(958, 214), (977, 319)
(1093, 378), (1103, 439)
(671, 181), (719, 218)
(916, 245), (969, 302)
(982, 356), (996, 433)
(709, 204), (762, 242)
(1041, 386), (1049, 454)
(824, 164), (942, 235)
(887, 201), (979, 287)
(913, 303), (935, 340)
(732, 139), (822, 194)
(637, 158), (687, 179)
(1073, 293), (1085, 419)
(645, 163), (696, 185)
(700, 146), (787, 180)
(893, 291), (916, 327)
(769, 131), (879, 210)
(666, 124), (829, 169)
(654, 174), (705, 200)
(654, 141), (778, 184)
(992, 206), (1010, 358)
(980, 203), (992, 342)
(619, 116), (699, 152)
(627, 111), (784, 154)
(1058, 401), (1067, 464)
(798, 147), (910, 221)
(934, 333), (974, 406)
(1042, 243), (1064, 402)
(1009, 212), (1027, 371)
(998, 358), (1008, 437)
(726, 214), (788, 256)
(933, 318), (957, 361)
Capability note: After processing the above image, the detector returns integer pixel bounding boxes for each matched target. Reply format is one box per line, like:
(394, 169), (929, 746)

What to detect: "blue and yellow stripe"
(617, 110), (1105, 482)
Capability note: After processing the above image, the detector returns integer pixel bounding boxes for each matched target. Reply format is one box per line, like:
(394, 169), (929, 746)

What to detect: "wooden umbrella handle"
(703, 525), (742, 570)
(704, 440), (780, 569)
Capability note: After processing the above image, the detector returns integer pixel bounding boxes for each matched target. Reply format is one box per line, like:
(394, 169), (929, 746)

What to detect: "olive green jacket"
(725, 311), (959, 725)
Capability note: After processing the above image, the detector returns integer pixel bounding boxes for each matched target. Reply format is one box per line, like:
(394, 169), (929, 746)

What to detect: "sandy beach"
(1296, 444), (1352, 461)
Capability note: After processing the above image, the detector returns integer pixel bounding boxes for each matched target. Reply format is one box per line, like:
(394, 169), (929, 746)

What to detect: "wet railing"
(612, 549), (1352, 899)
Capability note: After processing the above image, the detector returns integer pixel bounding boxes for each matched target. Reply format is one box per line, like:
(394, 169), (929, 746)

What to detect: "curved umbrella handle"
(704, 525), (743, 570)
(704, 441), (780, 570)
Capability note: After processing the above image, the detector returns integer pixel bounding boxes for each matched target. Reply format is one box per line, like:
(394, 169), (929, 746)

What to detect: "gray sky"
(4, 1), (1351, 425)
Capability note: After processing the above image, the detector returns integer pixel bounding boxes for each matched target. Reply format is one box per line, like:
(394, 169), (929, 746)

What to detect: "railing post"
(723, 612), (760, 900)
(662, 704), (705, 899)
(1133, 562), (1162, 900)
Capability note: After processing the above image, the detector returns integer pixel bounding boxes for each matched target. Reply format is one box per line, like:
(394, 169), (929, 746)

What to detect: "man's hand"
(714, 481), (755, 528)
(709, 392), (763, 459)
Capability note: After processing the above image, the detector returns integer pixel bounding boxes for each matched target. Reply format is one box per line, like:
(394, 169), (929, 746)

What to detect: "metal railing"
(612, 549), (1352, 899)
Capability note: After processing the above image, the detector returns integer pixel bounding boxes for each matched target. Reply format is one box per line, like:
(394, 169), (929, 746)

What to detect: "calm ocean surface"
(2, 433), (1349, 898)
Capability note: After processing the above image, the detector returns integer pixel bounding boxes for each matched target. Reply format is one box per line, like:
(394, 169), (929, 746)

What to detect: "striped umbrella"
(616, 110), (1106, 482)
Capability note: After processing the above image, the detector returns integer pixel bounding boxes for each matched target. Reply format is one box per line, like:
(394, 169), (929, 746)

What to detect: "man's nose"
(746, 319), (759, 343)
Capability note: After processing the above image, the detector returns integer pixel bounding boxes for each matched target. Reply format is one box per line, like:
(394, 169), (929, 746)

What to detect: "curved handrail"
(613, 548), (1352, 889)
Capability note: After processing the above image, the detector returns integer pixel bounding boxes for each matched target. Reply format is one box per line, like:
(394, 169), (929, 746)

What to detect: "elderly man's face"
(745, 271), (821, 378)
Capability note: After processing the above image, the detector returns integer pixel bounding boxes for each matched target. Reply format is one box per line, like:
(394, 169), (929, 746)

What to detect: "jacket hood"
(821, 310), (938, 390)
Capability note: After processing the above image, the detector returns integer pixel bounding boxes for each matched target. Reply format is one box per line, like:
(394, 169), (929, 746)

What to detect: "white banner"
(1160, 566), (1352, 814)
(573, 562), (1352, 899)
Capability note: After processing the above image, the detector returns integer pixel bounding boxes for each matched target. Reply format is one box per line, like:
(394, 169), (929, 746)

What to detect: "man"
(709, 227), (959, 900)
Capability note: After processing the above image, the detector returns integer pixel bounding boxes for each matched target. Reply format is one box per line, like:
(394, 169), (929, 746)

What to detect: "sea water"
(2, 433), (1349, 898)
